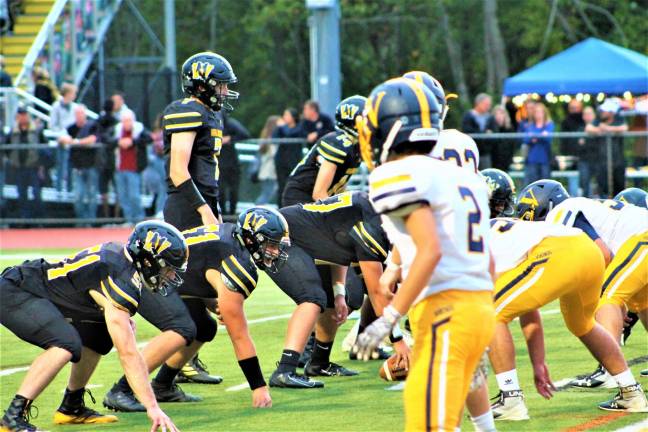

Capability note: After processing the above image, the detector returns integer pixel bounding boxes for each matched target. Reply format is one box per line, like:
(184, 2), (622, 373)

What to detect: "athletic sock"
(153, 364), (182, 387)
(470, 411), (496, 432)
(310, 339), (334, 366)
(612, 369), (636, 388)
(495, 369), (520, 392)
(277, 349), (300, 373)
(59, 387), (85, 412)
(112, 375), (132, 393)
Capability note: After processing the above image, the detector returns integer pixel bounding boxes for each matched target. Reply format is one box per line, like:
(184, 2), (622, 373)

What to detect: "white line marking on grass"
(0, 366), (29, 376)
(226, 382), (250, 392)
(613, 419), (648, 432)
(541, 308), (560, 315)
(247, 313), (291, 324)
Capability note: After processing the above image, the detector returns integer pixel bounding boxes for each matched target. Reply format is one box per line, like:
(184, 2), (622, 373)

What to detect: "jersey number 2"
(458, 187), (484, 253)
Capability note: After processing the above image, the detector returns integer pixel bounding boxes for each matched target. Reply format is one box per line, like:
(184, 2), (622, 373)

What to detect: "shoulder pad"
(349, 221), (389, 261)
(100, 275), (140, 315)
(163, 100), (206, 133)
(368, 163), (429, 217)
(316, 131), (353, 165)
(219, 254), (258, 298)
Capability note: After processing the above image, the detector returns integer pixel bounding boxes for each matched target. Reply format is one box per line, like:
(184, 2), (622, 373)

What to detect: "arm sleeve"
(163, 104), (205, 133)
(219, 255), (258, 299)
(99, 275), (140, 315)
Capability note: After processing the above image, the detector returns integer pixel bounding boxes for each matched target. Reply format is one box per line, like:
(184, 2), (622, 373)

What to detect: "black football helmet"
(614, 187), (647, 209)
(402, 71), (448, 121)
(357, 77), (442, 171)
(335, 95), (367, 137)
(181, 51), (239, 112)
(481, 168), (516, 217)
(516, 179), (569, 221)
(126, 221), (188, 293)
(237, 207), (290, 273)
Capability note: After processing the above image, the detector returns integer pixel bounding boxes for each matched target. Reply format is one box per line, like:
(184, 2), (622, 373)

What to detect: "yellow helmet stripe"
(403, 79), (431, 129)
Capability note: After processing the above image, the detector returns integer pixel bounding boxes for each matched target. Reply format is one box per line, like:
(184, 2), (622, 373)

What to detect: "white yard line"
(1, 312), (292, 377)
(613, 419), (648, 432)
(225, 382), (250, 392)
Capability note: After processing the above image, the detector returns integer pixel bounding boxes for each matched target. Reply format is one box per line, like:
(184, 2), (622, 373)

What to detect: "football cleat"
(490, 390), (530, 421)
(640, 369), (648, 378)
(54, 406), (118, 425)
(598, 383), (648, 412)
(102, 389), (145, 413)
(569, 365), (617, 389)
(175, 355), (223, 384)
(305, 361), (359, 377)
(348, 346), (391, 361)
(269, 369), (324, 389)
(1, 400), (40, 432)
(151, 382), (203, 403)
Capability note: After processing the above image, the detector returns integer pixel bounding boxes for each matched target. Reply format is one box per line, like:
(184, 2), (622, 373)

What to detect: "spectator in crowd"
(219, 114), (250, 215)
(49, 83), (78, 191)
(110, 110), (150, 225)
(111, 92), (130, 120)
(32, 67), (59, 114)
(57, 104), (99, 224)
(273, 107), (305, 205)
(461, 93), (493, 168)
(560, 99), (584, 157)
(0, 55), (12, 87)
(517, 99), (537, 131)
(489, 104), (515, 171)
(577, 106), (598, 197)
(586, 98), (628, 197)
(301, 100), (334, 148)
(5, 107), (46, 219)
(255, 115), (280, 205)
(96, 99), (119, 218)
(522, 102), (554, 185)
(629, 114), (648, 188)
(143, 114), (167, 218)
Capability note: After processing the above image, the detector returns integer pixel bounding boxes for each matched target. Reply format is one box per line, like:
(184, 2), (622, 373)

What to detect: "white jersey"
(489, 218), (582, 274)
(546, 197), (648, 254)
(431, 129), (480, 174)
(368, 155), (492, 304)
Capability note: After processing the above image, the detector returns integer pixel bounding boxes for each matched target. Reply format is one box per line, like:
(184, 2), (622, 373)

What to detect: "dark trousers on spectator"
(578, 160), (592, 197)
(15, 167), (42, 219)
(524, 162), (551, 186)
(218, 169), (240, 215)
(56, 147), (72, 191)
(596, 163), (626, 198)
(73, 167), (98, 222)
(115, 170), (143, 225)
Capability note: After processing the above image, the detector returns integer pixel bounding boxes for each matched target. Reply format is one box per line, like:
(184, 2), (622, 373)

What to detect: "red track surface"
(0, 228), (132, 250)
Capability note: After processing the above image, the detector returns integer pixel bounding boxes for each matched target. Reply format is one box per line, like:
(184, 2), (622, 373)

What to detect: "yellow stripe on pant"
(598, 230), (648, 313)
(494, 233), (605, 337)
(404, 290), (494, 432)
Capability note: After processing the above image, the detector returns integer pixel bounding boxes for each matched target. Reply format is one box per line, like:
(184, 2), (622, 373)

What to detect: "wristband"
(177, 179), (207, 210)
(383, 304), (402, 327)
(389, 323), (404, 343)
(333, 282), (346, 297)
(385, 251), (401, 271)
(238, 356), (266, 390)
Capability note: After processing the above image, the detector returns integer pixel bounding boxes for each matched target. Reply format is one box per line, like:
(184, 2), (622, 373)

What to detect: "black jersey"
(280, 191), (389, 266)
(283, 130), (360, 202)
(163, 98), (224, 198)
(19, 243), (142, 321)
(180, 223), (258, 299)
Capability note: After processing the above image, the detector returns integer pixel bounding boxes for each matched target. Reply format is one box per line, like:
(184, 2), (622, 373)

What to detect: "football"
(379, 354), (408, 382)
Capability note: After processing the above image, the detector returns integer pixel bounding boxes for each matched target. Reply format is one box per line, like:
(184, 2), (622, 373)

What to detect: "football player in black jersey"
(481, 168), (517, 218)
(267, 191), (405, 388)
(102, 208), (290, 410)
(163, 51), (239, 229)
(0, 221), (187, 432)
(281, 95), (366, 207)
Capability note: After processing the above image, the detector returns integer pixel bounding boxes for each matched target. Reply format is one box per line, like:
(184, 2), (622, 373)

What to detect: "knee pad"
(74, 321), (113, 355)
(195, 314), (217, 343)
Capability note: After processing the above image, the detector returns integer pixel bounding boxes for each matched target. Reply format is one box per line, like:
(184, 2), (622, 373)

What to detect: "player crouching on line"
(0, 221), (187, 432)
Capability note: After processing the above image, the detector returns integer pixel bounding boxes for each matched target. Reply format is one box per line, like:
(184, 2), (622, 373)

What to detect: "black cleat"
(305, 361), (359, 377)
(175, 355), (223, 384)
(269, 369), (324, 389)
(102, 389), (145, 413)
(298, 334), (316, 368)
(151, 382), (202, 403)
(348, 346), (391, 361)
(0, 417), (39, 432)
(1, 400), (40, 432)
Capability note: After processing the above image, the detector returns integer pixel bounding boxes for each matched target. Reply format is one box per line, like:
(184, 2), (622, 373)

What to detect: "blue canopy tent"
(503, 38), (648, 96)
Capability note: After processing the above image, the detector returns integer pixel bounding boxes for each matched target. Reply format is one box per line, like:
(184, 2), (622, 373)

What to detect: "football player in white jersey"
(488, 217), (648, 418)
(353, 77), (495, 431)
(514, 181), (648, 413)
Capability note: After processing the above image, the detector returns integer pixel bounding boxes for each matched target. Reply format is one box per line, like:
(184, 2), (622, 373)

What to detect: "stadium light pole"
(164, 0), (177, 97)
(306, 0), (341, 117)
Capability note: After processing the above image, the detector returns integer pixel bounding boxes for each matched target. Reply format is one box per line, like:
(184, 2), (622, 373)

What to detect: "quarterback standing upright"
(354, 78), (495, 431)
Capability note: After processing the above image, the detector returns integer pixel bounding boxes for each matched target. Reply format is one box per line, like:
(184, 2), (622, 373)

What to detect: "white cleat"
(598, 383), (648, 413)
(491, 389), (530, 421)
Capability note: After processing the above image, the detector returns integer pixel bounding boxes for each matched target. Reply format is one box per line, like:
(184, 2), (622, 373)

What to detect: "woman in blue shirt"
(523, 102), (554, 185)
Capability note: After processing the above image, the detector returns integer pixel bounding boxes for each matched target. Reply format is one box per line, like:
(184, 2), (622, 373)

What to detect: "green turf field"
(1, 249), (646, 431)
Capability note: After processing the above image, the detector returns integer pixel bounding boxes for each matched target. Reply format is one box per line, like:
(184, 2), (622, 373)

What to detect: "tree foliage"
(103, 0), (648, 132)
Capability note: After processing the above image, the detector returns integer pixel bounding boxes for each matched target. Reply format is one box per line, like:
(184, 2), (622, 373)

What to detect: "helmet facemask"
(242, 230), (290, 273)
(134, 253), (186, 295)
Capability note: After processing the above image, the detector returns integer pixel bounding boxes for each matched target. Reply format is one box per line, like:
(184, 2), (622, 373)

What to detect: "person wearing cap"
(585, 99), (628, 197)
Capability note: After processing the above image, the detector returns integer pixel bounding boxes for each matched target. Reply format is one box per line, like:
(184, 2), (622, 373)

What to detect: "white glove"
(353, 305), (401, 361)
